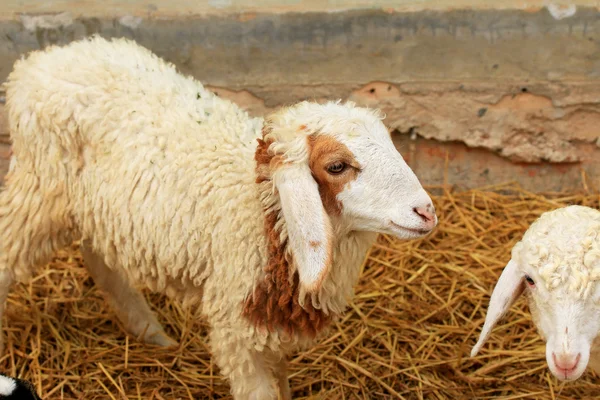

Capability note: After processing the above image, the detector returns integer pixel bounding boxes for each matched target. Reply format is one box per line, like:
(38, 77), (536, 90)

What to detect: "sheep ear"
(275, 163), (333, 293)
(471, 259), (525, 357)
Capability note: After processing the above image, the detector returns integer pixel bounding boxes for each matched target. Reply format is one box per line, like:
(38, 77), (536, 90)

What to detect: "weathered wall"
(0, 1), (599, 191)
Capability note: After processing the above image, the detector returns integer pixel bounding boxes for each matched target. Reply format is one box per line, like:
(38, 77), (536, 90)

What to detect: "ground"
(1, 185), (599, 399)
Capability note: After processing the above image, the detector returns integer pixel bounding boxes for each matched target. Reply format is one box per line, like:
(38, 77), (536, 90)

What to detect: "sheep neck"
(241, 136), (332, 338)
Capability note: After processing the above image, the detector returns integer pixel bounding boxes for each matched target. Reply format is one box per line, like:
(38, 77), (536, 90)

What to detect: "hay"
(1, 184), (599, 399)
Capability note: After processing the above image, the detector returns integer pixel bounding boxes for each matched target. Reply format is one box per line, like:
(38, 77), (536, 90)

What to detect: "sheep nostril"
(413, 206), (435, 223)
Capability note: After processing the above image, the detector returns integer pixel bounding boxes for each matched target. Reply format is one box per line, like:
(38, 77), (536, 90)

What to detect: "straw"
(1, 183), (599, 399)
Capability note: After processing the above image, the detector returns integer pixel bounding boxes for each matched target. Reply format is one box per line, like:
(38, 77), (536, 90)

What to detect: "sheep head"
(472, 205), (600, 381)
(256, 100), (437, 294)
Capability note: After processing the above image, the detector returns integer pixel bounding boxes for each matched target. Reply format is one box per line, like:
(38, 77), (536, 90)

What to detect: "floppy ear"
(274, 163), (333, 293)
(471, 259), (525, 357)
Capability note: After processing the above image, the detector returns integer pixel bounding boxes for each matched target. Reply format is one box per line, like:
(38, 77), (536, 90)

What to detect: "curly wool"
(512, 205), (600, 299)
(4, 35), (263, 296)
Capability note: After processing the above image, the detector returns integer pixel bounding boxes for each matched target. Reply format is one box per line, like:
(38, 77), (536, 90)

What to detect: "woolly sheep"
(471, 205), (600, 381)
(0, 36), (438, 399)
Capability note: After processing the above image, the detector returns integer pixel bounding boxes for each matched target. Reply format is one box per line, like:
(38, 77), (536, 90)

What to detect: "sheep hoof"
(144, 331), (178, 348)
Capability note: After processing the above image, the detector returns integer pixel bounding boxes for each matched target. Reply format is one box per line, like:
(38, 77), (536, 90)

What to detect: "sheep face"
(471, 205), (600, 381)
(328, 128), (436, 239)
(261, 101), (437, 293)
(528, 282), (600, 381)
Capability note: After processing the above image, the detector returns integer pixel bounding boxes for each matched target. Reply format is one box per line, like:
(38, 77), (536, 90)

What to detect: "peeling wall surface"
(0, 0), (599, 191)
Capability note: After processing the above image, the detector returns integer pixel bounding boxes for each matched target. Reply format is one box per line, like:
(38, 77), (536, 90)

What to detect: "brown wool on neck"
(242, 127), (331, 338)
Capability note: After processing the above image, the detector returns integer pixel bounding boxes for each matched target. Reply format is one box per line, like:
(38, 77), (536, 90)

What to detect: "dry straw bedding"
(1, 184), (599, 399)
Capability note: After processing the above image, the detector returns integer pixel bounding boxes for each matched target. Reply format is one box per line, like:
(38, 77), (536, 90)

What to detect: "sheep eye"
(327, 162), (346, 175)
(525, 275), (535, 286)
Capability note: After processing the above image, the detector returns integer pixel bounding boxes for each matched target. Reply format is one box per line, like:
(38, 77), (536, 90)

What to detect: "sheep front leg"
(80, 241), (177, 347)
(209, 325), (279, 400)
(275, 357), (292, 400)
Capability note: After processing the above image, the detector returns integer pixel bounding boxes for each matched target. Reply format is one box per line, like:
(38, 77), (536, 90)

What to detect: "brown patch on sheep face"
(307, 135), (360, 216)
(243, 126), (332, 338)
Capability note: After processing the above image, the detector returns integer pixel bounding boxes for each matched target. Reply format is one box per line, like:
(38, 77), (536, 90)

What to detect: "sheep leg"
(0, 170), (74, 354)
(80, 241), (177, 347)
(275, 357), (292, 400)
(0, 270), (13, 355)
(209, 325), (279, 400)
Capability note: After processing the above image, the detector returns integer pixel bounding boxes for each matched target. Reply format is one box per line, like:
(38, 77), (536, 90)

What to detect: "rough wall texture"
(0, 1), (598, 191)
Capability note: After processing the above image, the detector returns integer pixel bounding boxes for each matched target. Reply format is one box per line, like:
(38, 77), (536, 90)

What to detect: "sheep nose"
(413, 204), (437, 229)
(553, 352), (581, 373)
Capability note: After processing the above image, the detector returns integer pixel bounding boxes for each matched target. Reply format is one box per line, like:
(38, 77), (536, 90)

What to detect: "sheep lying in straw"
(472, 205), (600, 381)
(0, 36), (437, 399)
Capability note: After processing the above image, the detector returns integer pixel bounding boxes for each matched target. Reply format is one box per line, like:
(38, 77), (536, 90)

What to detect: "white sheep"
(0, 36), (437, 399)
(471, 205), (600, 381)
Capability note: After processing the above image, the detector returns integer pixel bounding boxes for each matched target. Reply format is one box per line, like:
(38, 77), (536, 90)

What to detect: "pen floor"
(2, 184), (599, 400)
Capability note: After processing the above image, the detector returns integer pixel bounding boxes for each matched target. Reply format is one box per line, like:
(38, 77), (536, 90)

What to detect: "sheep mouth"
(389, 221), (432, 236)
(550, 353), (584, 381)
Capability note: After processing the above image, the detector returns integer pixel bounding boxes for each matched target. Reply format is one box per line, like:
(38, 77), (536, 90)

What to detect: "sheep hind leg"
(0, 270), (13, 355)
(0, 170), (75, 355)
(80, 240), (177, 348)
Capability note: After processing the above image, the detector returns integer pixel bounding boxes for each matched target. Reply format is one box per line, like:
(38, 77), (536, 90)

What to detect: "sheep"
(0, 374), (41, 400)
(0, 35), (438, 399)
(471, 205), (600, 382)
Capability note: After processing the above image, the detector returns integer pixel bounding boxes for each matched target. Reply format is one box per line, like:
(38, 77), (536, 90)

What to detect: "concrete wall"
(1, 1), (599, 191)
